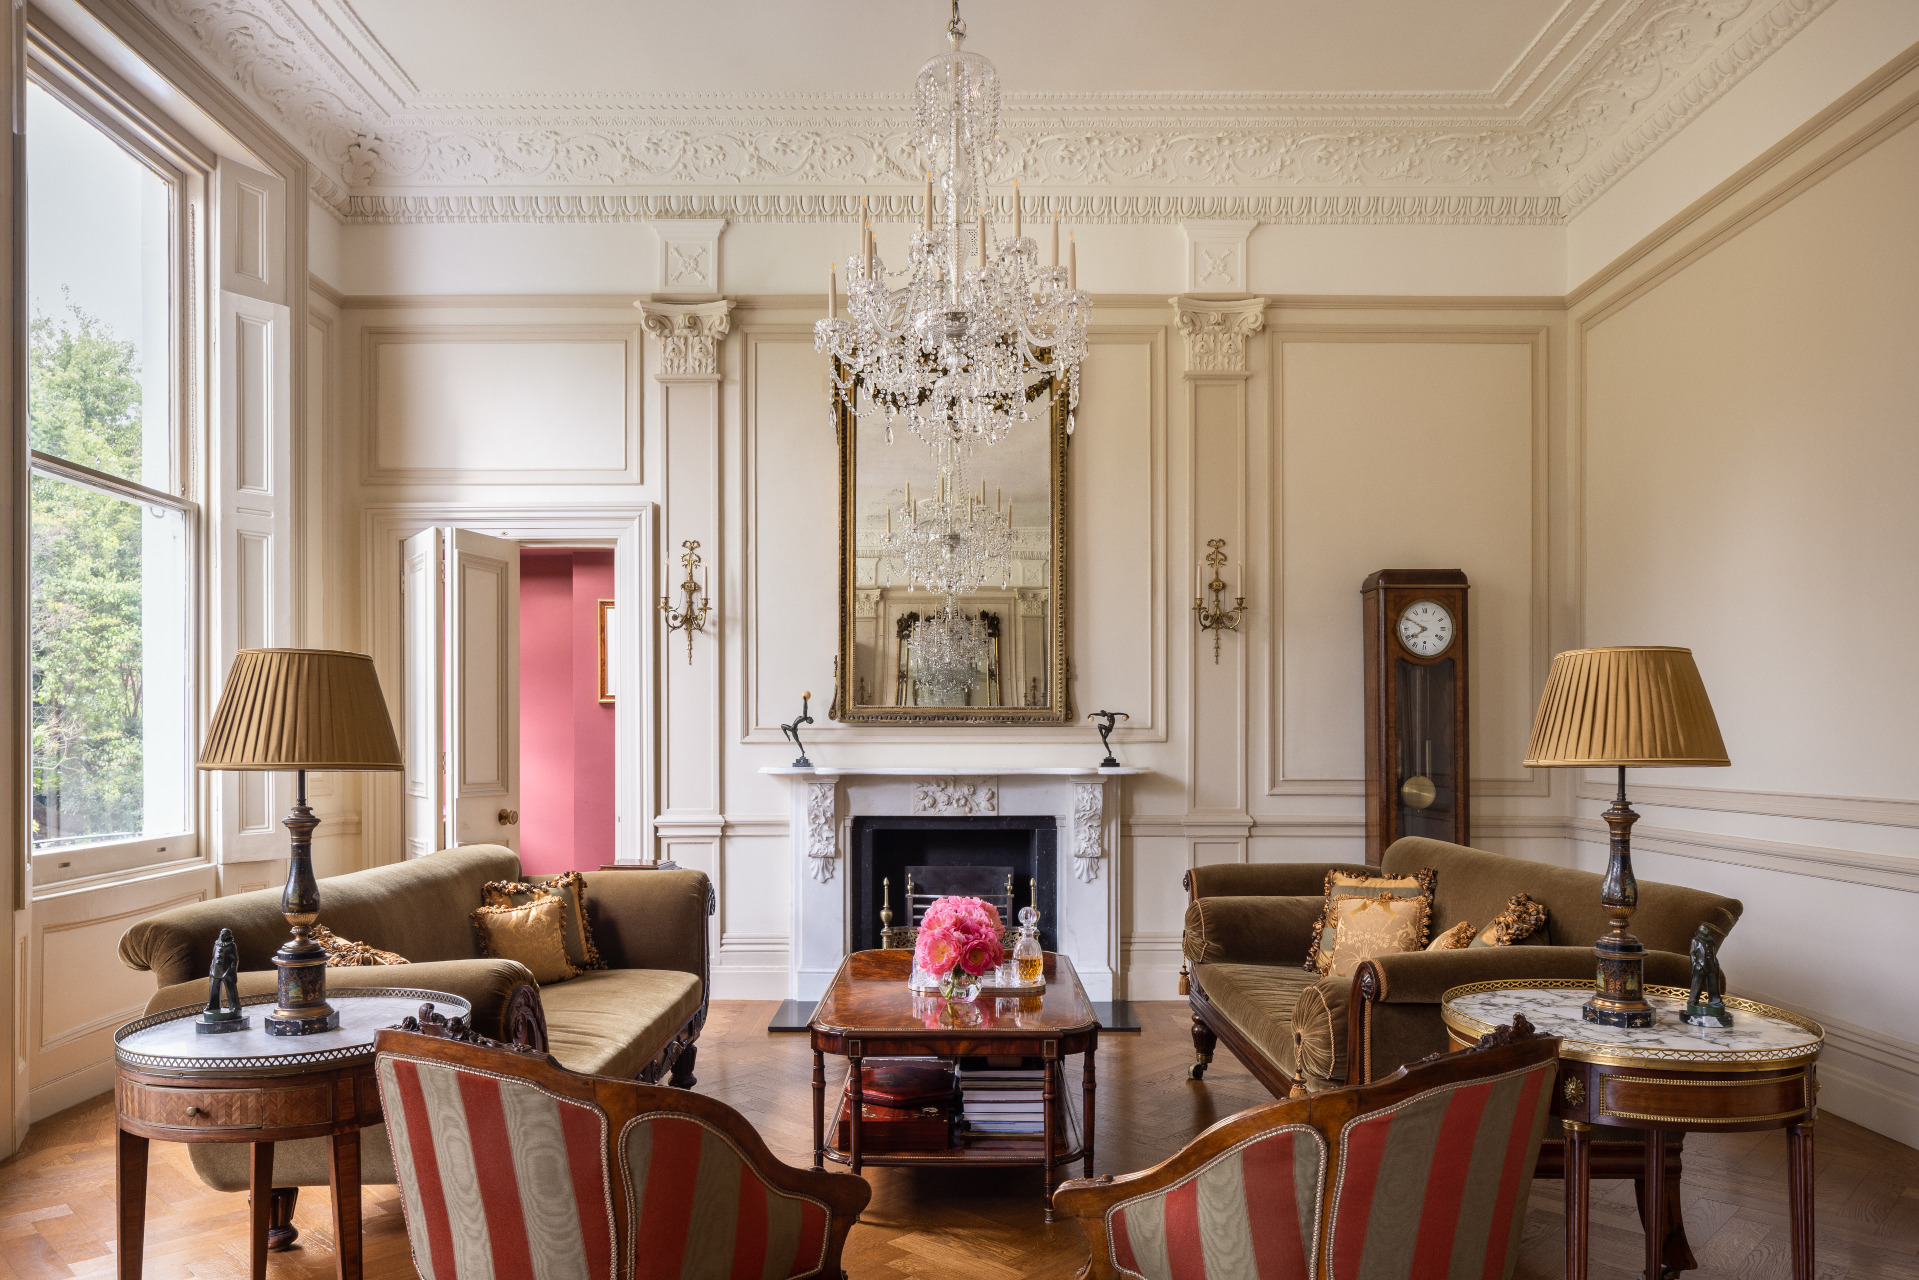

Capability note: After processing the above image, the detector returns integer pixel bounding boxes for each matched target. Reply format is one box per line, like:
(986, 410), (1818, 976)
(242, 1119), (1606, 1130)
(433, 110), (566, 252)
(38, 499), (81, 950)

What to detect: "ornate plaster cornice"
(146, 0), (1834, 226)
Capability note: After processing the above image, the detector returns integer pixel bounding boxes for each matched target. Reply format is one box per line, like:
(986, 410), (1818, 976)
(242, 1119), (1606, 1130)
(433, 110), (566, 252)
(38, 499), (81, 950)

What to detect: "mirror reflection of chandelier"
(880, 467), (1016, 597)
(814, 0), (1089, 448)
(908, 599), (995, 702)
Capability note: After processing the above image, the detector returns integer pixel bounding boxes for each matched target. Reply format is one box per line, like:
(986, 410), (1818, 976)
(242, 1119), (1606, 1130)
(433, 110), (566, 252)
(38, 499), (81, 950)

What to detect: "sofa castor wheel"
(1189, 1061), (1207, 1080)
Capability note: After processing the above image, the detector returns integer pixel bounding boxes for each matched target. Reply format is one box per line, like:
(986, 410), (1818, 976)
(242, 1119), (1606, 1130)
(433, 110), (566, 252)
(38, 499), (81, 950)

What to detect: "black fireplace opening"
(850, 816), (1058, 954)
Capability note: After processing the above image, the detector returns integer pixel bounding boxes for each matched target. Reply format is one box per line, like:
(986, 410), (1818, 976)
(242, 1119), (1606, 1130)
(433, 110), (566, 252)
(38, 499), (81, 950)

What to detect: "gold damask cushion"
(481, 871), (605, 973)
(1304, 868), (1436, 974)
(470, 896), (580, 984)
(1426, 921), (1477, 951)
(1324, 892), (1430, 978)
(309, 925), (408, 967)
(1470, 893), (1550, 947)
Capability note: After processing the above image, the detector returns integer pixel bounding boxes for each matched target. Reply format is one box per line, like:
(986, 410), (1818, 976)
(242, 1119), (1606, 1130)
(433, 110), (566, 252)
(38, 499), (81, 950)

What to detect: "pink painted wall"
(518, 549), (615, 874)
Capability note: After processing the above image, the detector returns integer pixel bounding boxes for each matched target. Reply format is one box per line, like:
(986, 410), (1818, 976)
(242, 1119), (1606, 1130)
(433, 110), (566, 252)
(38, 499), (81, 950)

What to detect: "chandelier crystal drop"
(907, 599), (995, 702)
(815, 0), (1089, 449)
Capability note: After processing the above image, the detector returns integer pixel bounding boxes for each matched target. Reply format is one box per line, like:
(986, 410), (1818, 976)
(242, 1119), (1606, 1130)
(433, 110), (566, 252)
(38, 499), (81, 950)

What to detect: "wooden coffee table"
(810, 949), (1098, 1220)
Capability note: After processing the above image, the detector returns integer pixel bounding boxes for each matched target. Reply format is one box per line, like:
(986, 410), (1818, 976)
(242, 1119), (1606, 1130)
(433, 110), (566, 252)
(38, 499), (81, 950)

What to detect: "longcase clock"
(1362, 569), (1470, 864)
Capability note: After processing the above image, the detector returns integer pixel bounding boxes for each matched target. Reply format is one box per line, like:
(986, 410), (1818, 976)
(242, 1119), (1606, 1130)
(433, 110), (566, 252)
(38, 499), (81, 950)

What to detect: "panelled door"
(401, 529), (521, 855)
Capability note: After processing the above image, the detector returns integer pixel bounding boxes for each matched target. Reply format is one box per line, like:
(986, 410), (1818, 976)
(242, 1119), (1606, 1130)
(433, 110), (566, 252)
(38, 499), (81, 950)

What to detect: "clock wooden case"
(1362, 569), (1470, 864)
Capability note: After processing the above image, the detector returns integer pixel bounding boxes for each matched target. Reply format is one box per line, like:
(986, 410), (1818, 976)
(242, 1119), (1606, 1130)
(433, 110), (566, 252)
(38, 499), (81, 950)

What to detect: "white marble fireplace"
(763, 766), (1147, 1002)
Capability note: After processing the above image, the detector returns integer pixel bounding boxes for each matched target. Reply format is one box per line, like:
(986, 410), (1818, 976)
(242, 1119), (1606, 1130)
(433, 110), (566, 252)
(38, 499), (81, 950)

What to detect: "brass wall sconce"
(659, 539), (711, 664)
(1193, 538), (1246, 664)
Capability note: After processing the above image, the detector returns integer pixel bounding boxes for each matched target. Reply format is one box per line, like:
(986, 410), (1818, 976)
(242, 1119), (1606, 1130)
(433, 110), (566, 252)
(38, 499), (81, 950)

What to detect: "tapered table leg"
(1564, 1120), (1590, 1280)
(1042, 1044), (1059, 1222)
(1788, 1120), (1815, 1280)
(249, 1143), (275, 1280)
(117, 1129), (149, 1280)
(1642, 1129), (1669, 1280)
(329, 1128), (363, 1280)
(811, 1046), (826, 1171)
(847, 1042), (864, 1176)
(1082, 1033), (1098, 1177)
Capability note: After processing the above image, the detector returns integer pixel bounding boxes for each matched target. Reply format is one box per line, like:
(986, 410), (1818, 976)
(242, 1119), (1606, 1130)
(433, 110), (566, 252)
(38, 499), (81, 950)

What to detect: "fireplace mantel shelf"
(760, 766), (1148, 777)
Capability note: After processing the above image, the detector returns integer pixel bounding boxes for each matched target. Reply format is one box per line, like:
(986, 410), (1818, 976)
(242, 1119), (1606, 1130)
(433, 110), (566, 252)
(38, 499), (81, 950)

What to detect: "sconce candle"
(1193, 538), (1247, 664)
(659, 539), (713, 665)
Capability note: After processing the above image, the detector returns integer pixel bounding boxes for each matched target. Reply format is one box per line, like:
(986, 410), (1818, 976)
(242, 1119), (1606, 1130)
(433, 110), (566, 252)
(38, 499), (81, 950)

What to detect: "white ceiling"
(144, 0), (1837, 224)
(323, 0), (1576, 102)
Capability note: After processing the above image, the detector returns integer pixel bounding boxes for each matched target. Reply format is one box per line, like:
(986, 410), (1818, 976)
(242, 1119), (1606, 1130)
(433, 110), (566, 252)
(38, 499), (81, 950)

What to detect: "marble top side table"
(1443, 980), (1823, 1280)
(113, 988), (469, 1280)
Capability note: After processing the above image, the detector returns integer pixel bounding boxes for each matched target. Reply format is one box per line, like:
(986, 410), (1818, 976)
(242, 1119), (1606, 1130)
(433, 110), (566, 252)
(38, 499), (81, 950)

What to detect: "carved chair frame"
(375, 1028), (870, 1274)
(1053, 1030), (1561, 1280)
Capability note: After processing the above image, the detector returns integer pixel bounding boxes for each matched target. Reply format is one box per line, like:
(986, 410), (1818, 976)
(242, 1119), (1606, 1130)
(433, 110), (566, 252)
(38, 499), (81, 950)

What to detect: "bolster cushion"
(1356, 944), (1693, 1006)
(1182, 896), (1323, 967)
(1289, 976), (1353, 1092)
(144, 958), (539, 1042)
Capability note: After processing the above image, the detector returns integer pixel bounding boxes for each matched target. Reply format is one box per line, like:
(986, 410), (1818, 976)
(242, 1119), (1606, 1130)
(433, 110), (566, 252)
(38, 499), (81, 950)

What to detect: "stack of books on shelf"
(957, 1060), (1048, 1137)
(833, 1058), (954, 1153)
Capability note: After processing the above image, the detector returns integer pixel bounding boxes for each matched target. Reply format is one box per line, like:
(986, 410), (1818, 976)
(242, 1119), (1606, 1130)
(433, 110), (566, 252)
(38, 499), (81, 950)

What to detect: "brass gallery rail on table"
(809, 949), (1098, 1221)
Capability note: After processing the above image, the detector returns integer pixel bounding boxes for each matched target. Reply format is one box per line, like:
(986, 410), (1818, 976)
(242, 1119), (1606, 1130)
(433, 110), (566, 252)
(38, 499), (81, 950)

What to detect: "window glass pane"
(27, 83), (171, 486)
(30, 473), (190, 849)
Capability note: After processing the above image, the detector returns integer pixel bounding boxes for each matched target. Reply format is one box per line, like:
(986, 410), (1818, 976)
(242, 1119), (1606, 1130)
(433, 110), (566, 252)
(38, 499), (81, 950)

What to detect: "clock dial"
(1396, 599), (1455, 657)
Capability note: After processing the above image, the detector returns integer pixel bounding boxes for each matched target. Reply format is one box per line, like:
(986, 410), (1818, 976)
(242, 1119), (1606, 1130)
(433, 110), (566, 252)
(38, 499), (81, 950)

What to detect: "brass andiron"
(659, 539), (711, 664)
(1193, 538), (1246, 663)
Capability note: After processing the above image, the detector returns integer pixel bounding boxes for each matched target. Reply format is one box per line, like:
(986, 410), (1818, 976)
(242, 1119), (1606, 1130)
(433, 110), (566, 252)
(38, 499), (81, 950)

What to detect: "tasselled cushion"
(1304, 869), (1436, 975)
(483, 871), (607, 972)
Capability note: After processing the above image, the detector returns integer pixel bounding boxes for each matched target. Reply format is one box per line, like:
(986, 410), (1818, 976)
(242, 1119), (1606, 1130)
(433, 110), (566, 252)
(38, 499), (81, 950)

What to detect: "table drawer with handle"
(116, 1078), (335, 1134)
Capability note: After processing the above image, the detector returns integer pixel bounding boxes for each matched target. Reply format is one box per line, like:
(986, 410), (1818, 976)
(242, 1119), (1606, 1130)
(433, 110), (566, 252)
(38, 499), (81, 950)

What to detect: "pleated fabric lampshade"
(198, 649), (403, 772)
(1523, 646), (1729, 769)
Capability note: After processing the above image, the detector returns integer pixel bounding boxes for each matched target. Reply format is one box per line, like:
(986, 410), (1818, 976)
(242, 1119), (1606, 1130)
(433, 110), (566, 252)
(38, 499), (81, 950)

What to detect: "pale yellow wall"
(1578, 112), (1919, 1143)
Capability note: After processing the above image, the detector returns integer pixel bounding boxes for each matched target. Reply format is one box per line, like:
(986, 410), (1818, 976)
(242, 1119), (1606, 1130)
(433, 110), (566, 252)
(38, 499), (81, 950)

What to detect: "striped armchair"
(1054, 1020), (1558, 1280)
(375, 1026), (870, 1280)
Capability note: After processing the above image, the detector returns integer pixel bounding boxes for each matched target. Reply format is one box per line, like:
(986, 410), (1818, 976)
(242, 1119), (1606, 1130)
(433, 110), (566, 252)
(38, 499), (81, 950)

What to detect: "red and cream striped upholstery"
(1105, 1125), (1326, 1280)
(379, 1055), (618, 1280)
(1326, 1057), (1556, 1280)
(622, 1114), (832, 1280)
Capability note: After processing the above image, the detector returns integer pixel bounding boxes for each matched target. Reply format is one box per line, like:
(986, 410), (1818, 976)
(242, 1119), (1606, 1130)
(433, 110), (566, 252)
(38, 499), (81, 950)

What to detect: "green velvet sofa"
(117, 845), (713, 1214)
(1180, 835), (1743, 1275)
(1181, 835), (1741, 1093)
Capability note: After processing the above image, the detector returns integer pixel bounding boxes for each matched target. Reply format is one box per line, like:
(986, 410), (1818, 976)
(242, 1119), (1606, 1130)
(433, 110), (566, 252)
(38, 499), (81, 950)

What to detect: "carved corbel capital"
(637, 299), (735, 381)
(804, 779), (838, 882)
(1072, 780), (1106, 882)
(1170, 296), (1267, 376)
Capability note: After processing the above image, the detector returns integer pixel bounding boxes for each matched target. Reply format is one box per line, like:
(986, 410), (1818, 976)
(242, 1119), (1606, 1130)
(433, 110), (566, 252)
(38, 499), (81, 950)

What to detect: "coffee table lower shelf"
(820, 1072), (1084, 1169)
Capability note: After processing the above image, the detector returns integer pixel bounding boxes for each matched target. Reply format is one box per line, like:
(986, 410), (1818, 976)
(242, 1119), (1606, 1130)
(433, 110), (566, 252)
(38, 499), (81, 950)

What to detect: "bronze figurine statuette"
(781, 691), (816, 767)
(1088, 709), (1128, 768)
(1683, 923), (1734, 1028)
(198, 927), (250, 1033)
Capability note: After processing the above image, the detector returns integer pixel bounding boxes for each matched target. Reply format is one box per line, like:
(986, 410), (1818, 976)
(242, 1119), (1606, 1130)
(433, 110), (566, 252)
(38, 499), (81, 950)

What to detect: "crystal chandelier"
(879, 463), (1017, 597)
(815, 0), (1089, 448)
(908, 599), (994, 701)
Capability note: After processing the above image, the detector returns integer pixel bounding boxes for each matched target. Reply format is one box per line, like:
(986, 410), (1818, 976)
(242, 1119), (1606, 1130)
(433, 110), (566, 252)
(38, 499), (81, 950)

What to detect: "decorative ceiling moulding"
(146, 0), (1835, 226)
(340, 192), (1567, 227)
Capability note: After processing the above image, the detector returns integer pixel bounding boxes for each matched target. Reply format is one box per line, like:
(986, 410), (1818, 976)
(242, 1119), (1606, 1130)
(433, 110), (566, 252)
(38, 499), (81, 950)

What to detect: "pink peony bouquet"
(914, 895), (1006, 982)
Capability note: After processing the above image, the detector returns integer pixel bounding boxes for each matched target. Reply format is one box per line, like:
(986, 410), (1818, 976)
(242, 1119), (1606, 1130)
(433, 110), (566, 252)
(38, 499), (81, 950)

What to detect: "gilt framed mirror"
(832, 371), (1069, 724)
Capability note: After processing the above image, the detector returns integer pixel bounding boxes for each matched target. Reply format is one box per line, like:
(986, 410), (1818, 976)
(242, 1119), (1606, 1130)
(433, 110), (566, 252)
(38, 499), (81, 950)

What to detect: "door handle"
(498, 809), (519, 826)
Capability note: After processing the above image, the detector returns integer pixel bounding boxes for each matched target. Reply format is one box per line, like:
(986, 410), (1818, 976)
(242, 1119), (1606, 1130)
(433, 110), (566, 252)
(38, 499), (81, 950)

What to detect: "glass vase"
(939, 969), (980, 1003)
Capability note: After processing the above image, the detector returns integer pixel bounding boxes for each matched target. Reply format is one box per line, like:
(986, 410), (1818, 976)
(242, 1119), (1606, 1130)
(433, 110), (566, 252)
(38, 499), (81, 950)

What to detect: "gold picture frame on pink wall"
(597, 599), (616, 704)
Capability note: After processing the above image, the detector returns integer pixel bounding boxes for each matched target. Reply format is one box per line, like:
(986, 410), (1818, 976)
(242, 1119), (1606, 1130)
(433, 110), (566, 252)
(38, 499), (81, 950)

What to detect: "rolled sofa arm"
(1345, 946), (1695, 1084)
(580, 868), (712, 979)
(1182, 896), (1324, 968)
(143, 958), (544, 1047)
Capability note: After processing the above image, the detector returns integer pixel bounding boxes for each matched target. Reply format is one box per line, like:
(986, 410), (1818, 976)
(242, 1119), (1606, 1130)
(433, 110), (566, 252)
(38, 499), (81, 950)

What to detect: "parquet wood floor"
(3, 1000), (1913, 1279)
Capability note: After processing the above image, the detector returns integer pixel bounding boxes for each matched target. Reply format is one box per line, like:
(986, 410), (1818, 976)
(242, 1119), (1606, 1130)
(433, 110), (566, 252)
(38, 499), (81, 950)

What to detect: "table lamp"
(198, 649), (404, 1035)
(1523, 646), (1728, 1028)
